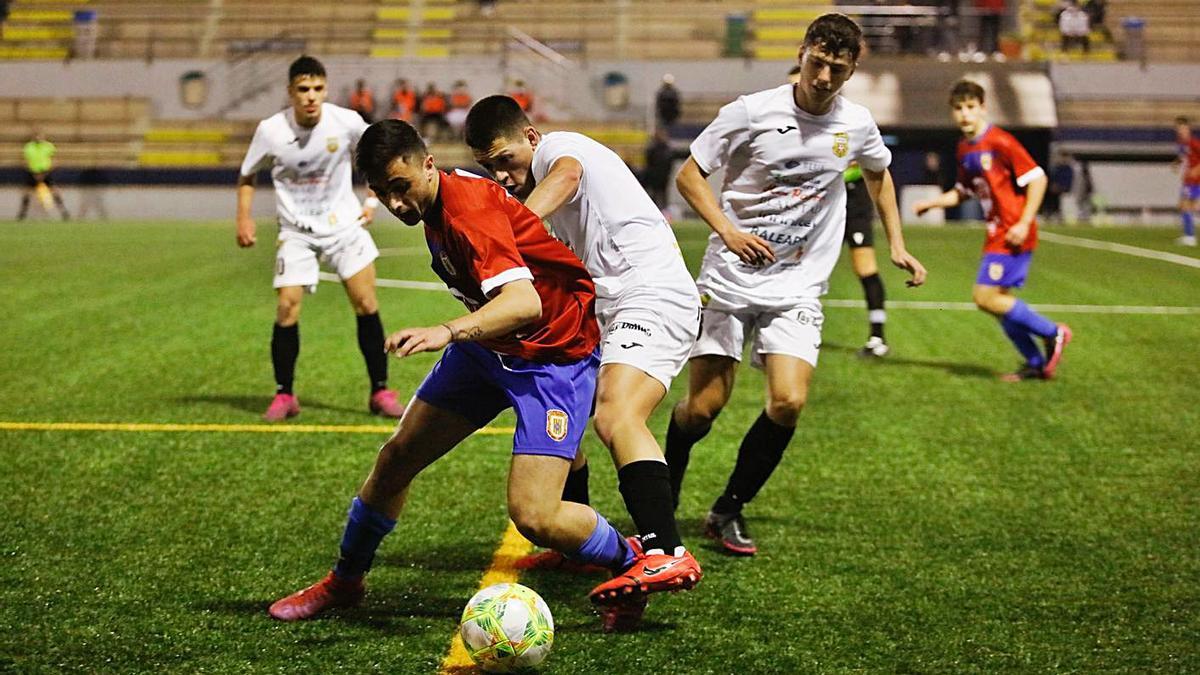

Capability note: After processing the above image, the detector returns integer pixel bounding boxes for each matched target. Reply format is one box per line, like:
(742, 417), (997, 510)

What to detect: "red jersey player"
(1174, 116), (1199, 246)
(915, 80), (1071, 381)
(267, 120), (699, 628)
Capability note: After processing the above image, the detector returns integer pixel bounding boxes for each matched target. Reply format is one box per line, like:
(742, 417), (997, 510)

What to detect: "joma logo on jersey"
(546, 409), (569, 442)
(832, 132), (849, 158)
(326, 137), (339, 153)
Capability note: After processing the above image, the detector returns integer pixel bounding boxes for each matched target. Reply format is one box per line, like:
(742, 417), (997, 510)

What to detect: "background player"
(18, 128), (70, 221)
(790, 65), (889, 357)
(1174, 116), (1199, 247)
(664, 14), (926, 556)
(236, 56), (405, 421)
(464, 96), (703, 629)
(913, 79), (1071, 381)
(267, 120), (698, 625)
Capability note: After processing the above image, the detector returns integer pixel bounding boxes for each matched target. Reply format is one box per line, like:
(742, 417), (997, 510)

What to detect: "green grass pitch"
(1, 219), (1197, 673)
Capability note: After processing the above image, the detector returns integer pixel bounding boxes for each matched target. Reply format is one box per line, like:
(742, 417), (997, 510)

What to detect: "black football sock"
(356, 312), (389, 393)
(618, 460), (683, 553)
(860, 273), (886, 339)
(561, 461), (590, 505)
(271, 323), (299, 395)
(17, 194), (30, 220)
(712, 411), (795, 515)
(665, 412), (711, 509)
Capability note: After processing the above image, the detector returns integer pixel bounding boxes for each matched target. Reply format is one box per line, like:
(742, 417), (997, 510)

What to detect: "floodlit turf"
(1, 220), (1197, 673)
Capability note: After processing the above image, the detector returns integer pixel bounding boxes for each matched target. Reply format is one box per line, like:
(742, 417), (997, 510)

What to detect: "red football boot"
(368, 389), (405, 418)
(268, 571), (364, 621)
(588, 547), (701, 605)
(263, 393), (300, 422)
(1042, 324), (1073, 379)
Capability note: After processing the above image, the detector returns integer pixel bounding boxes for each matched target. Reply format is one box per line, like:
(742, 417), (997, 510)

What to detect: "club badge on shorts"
(988, 262), (1005, 281)
(832, 132), (849, 158)
(545, 409), (568, 442)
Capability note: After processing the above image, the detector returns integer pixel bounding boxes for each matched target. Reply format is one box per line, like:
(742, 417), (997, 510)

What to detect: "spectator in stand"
(655, 73), (681, 131)
(477, 0), (497, 17)
(389, 78), (417, 122)
(0, 0), (10, 36)
(508, 79), (534, 114)
(349, 79), (376, 123)
(1058, 0), (1091, 54)
(445, 80), (473, 138)
(1083, 0), (1106, 35)
(418, 82), (449, 140)
(974, 0), (1004, 57)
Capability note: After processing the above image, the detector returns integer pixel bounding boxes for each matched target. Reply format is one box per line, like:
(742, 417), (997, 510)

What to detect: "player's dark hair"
(355, 120), (427, 182)
(787, 64), (803, 77)
(802, 13), (863, 61)
(288, 55), (326, 83)
(949, 79), (986, 105)
(464, 95), (531, 152)
(1176, 116), (1191, 126)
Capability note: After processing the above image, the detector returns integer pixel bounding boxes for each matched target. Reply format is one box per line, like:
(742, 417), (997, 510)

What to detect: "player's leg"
(335, 229), (405, 417)
(17, 172), (34, 220)
(264, 285), (305, 420)
(850, 245), (888, 357)
(269, 398), (479, 621)
(46, 176), (69, 220)
(665, 307), (745, 507)
(1179, 188), (1197, 246)
(974, 252), (1071, 379)
(514, 449), (598, 573)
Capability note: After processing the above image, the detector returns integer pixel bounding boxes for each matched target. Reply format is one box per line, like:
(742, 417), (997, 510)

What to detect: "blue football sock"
(333, 497), (397, 581)
(1004, 299), (1058, 338)
(1183, 211), (1196, 237)
(572, 511), (635, 571)
(1000, 316), (1045, 368)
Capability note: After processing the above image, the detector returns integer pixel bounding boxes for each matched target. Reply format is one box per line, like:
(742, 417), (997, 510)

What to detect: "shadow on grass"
(823, 342), (996, 379)
(201, 591), (462, 632)
(176, 394), (364, 416)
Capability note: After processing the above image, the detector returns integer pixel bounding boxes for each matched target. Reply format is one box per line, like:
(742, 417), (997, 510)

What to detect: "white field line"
(1039, 231), (1200, 269)
(319, 272), (1200, 316)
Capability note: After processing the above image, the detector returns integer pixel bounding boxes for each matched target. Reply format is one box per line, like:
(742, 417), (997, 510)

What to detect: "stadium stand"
(0, 96), (147, 166)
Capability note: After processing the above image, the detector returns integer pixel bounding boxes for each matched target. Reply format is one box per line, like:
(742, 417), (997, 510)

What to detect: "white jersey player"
(236, 55), (405, 422)
(465, 96), (703, 632)
(663, 14), (926, 556)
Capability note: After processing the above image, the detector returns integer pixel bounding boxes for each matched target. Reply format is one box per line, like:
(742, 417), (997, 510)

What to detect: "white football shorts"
(690, 297), (824, 368)
(273, 225), (379, 291)
(597, 290), (701, 390)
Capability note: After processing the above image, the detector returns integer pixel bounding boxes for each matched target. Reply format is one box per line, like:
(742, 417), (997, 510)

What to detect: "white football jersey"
(690, 85), (891, 308)
(240, 103), (368, 236)
(531, 131), (697, 313)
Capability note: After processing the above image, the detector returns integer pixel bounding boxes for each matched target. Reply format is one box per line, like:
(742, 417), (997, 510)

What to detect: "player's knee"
(766, 392), (806, 425)
(276, 301), (301, 325)
(592, 406), (641, 448)
(508, 503), (556, 547)
(972, 287), (998, 312)
(351, 295), (379, 316)
(676, 397), (722, 432)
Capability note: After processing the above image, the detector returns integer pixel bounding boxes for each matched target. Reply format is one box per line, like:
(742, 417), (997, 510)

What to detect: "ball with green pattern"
(459, 582), (554, 672)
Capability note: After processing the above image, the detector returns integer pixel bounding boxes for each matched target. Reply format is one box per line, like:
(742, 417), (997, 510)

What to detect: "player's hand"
(721, 229), (775, 266)
(359, 206), (376, 227)
(913, 200), (932, 216)
(236, 216), (257, 248)
(385, 325), (452, 357)
(891, 248), (927, 287)
(1005, 222), (1030, 247)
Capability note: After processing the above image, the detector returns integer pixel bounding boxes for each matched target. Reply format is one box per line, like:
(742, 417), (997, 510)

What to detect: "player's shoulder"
(322, 103), (367, 129)
(736, 84), (792, 115)
(985, 125), (1020, 146)
(440, 169), (511, 218)
(832, 96), (878, 127)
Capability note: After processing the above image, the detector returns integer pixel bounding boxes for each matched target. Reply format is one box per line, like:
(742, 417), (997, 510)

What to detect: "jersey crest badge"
(546, 409), (569, 442)
(326, 136), (339, 153)
(438, 250), (456, 277)
(980, 152), (993, 172)
(988, 262), (1005, 281)
(832, 132), (849, 158)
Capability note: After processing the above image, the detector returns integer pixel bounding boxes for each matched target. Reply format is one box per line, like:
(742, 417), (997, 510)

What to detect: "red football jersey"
(956, 125), (1045, 254)
(1180, 137), (1200, 187)
(423, 170), (599, 363)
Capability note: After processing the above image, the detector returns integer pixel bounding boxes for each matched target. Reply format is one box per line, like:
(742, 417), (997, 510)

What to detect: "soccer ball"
(459, 582), (554, 672)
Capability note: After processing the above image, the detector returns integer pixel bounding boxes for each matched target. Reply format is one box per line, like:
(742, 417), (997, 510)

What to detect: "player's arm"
(235, 174), (257, 248)
(523, 156), (583, 219)
(1006, 171), (1048, 247)
(676, 156), (775, 265)
(913, 186), (964, 215)
(360, 188), (379, 226)
(862, 167), (927, 287)
(385, 279), (541, 357)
